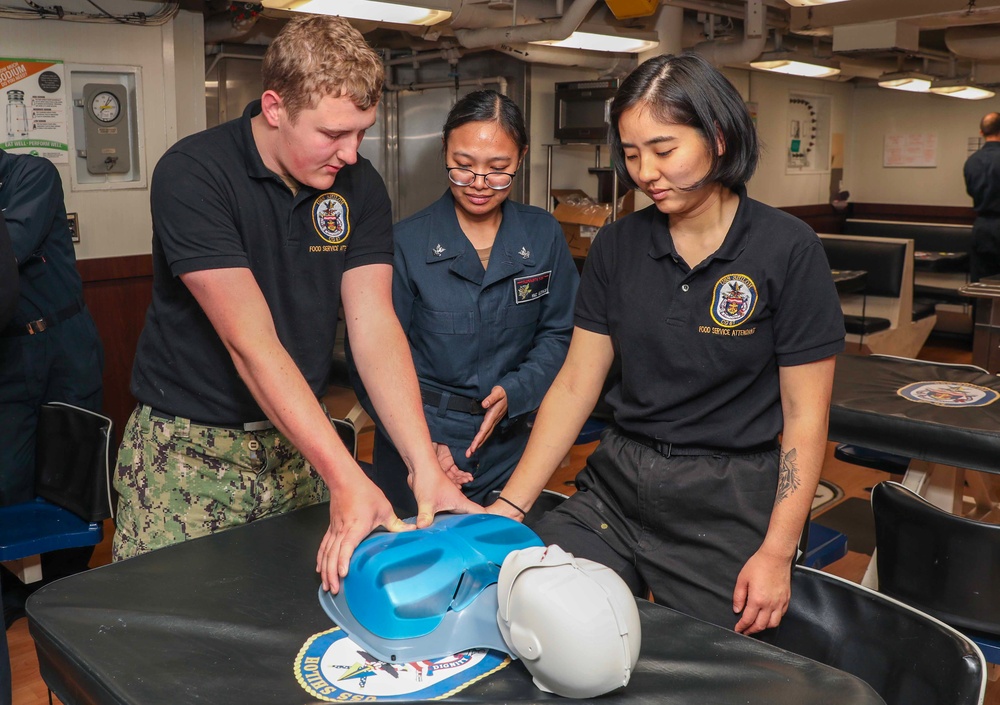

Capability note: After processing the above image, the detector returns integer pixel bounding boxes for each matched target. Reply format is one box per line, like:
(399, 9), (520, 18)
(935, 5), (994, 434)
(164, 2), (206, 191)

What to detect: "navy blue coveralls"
(0, 150), (104, 506)
(370, 191), (578, 510)
(964, 140), (1000, 282)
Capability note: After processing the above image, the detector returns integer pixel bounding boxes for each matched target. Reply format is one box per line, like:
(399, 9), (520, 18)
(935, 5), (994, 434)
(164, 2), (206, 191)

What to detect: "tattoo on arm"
(776, 448), (801, 504)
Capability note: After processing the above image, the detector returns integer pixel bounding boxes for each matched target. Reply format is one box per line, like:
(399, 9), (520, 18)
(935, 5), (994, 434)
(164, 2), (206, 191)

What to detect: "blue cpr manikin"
(319, 513), (543, 662)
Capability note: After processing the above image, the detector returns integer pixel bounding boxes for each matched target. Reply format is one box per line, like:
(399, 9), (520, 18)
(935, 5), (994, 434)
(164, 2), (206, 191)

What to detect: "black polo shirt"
(132, 101), (393, 423)
(964, 141), (1000, 215)
(576, 187), (845, 448)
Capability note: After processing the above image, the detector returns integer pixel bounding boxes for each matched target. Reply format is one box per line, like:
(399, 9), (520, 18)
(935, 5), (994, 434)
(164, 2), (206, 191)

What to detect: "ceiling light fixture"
(749, 51), (841, 79)
(260, 0), (452, 25)
(784, 0), (852, 6)
(929, 77), (996, 101)
(531, 30), (659, 54)
(877, 71), (934, 93)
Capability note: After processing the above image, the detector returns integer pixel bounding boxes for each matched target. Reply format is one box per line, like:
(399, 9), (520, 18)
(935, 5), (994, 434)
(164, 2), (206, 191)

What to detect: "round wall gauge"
(90, 91), (121, 123)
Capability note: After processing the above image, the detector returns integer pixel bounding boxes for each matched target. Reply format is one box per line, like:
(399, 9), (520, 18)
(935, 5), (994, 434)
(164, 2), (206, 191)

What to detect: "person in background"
(365, 90), (578, 515)
(0, 215), (16, 325)
(0, 150), (105, 625)
(963, 111), (1000, 282)
(487, 53), (845, 634)
(0, 213), (18, 705)
(113, 15), (478, 593)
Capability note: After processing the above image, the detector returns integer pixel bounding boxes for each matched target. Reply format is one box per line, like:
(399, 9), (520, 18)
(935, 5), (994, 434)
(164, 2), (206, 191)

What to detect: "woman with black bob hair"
(486, 54), (845, 635)
(365, 90), (578, 514)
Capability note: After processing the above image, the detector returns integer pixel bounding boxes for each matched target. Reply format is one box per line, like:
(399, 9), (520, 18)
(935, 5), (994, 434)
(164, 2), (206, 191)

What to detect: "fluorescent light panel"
(261, 0), (451, 25)
(750, 52), (840, 78)
(785, 0), (851, 6)
(877, 72), (933, 93)
(929, 79), (996, 101)
(532, 31), (658, 53)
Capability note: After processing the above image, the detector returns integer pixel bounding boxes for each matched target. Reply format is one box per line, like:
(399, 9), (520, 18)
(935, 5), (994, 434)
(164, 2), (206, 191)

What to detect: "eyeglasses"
(446, 167), (516, 190)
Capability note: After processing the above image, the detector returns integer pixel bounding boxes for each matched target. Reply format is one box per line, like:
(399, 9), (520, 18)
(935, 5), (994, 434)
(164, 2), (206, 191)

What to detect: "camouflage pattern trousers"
(112, 404), (329, 561)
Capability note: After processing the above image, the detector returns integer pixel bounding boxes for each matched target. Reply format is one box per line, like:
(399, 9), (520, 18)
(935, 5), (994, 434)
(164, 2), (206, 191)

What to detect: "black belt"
(2, 299), (83, 337)
(420, 388), (485, 416)
(147, 406), (275, 432)
(618, 428), (778, 458)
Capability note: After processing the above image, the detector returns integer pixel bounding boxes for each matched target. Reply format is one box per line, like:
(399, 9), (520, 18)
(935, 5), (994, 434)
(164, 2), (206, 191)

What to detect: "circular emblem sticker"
(710, 273), (757, 328)
(295, 628), (510, 702)
(897, 381), (999, 408)
(313, 193), (350, 244)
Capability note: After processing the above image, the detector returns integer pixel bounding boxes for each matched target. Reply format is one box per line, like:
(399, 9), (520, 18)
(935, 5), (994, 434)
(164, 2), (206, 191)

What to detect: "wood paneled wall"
(78, 255), (153, 447)
(780, 204), (846, 234)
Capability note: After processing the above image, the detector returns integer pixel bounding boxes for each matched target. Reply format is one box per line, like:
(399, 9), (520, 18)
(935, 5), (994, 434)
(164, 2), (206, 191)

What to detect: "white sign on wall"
(883, 133), (937, 168)
(0, 57), (69, 163)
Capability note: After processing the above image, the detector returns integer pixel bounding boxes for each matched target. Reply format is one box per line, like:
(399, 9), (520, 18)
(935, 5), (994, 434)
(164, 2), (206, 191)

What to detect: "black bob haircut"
(609, 52), (759, 192)
(442, 90), (528, 155)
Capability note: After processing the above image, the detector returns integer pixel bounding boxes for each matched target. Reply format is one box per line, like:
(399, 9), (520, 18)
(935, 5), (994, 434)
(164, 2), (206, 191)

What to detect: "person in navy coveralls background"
(964, 111), (1000, 282)
(0, 213), (17, 705)
(487, 54), (845, 634)
(366, 91), (578, 514)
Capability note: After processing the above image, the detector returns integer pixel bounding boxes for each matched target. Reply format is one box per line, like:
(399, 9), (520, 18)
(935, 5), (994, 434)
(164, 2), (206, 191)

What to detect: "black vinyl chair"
(759, 565), (985, 705)
(0, 402), (113, 584)
(872, 480), (1000, 667)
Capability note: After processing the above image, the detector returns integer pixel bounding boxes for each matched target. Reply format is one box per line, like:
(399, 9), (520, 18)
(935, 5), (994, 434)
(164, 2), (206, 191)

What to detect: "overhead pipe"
(453, 0), (601, 50)
(385, 75), (509, 93)
(640, 4), (684, 59)
(494, 42), (635, 74)
(689, 13), (766, 66)
(204, 9), (262, 44)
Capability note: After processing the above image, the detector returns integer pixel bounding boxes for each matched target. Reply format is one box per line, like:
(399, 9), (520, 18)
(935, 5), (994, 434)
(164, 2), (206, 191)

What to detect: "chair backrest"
(759, 565), (985, 705)
(873, 480), (1000, 634)
(33, 402), (113, 523)
(820, 235), (909, 297)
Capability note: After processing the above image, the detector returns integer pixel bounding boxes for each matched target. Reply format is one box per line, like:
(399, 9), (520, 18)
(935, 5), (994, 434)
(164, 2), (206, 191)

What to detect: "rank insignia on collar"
(518, 246), (530, 259)
(433, 244), (446, 256)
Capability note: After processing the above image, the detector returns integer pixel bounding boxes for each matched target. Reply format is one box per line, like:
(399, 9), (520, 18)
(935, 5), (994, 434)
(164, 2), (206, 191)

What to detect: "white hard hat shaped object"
(496, 544), (642, 698)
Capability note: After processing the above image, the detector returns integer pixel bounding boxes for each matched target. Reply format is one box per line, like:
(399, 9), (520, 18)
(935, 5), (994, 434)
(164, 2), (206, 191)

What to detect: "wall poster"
(883, 133), (937, 168)
(1, 57), (69, 163)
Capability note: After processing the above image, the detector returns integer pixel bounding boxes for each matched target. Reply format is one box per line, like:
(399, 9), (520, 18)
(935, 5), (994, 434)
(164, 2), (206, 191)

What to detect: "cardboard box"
(551, 189), (634, 257)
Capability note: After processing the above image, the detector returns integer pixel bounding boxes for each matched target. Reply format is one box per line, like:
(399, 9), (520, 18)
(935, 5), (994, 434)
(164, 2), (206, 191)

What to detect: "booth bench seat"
(841, 219), (973, 335)
(820, 234), (936, 357)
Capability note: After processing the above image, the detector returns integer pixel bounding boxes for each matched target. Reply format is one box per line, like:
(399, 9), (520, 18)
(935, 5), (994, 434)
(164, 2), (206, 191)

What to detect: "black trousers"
(971, 215), (1000, 283)
(533, 427), (779, 630)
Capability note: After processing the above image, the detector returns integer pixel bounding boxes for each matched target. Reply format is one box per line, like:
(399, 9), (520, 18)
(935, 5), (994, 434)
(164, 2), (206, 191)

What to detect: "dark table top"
(913, 250), (969, 273)
(831, 269), (868, 295)
(27, 503), (884, 705)
(830, 353), (1000, 473)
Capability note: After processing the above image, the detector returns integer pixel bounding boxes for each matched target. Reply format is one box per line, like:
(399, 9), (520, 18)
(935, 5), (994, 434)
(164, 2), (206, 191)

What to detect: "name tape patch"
(514, 271), (551, 304)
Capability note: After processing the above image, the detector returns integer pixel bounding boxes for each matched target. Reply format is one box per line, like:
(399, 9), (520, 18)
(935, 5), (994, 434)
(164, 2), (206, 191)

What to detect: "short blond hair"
(262, 15), (384, 121)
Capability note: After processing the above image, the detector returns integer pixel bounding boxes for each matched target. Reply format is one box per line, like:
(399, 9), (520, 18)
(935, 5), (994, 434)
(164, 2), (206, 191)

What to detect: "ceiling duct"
(688, 1), (766, 67)
(453, 0), (602, 49)
(831, 20), (920, 55)
(945, 25), (1000, 62)
(790, 0), (1000, 36)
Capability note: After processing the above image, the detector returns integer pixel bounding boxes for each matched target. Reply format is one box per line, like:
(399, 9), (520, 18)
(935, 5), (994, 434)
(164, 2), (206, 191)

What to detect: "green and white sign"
(1, 57), (69, 162)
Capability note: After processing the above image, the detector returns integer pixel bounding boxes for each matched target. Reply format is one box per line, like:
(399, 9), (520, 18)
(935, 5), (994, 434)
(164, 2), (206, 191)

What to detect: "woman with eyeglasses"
(365, 90), (578, 514)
